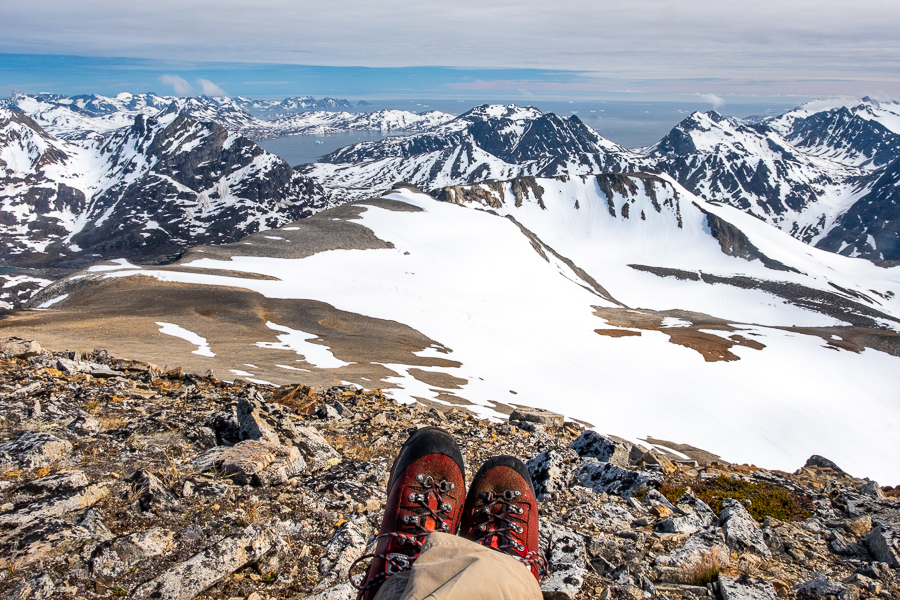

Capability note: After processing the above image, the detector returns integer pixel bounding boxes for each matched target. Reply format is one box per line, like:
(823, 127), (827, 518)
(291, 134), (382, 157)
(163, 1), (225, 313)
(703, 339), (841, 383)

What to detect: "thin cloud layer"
(159, 74), (192, 94)
(5, 1), (900, 95)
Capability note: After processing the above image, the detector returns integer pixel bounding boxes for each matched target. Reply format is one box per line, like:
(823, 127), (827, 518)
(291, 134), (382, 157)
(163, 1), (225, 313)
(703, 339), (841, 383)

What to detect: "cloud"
(196, 78), (226, 96)
(697, 93), (726, 109)
(159, 74), (192, 95)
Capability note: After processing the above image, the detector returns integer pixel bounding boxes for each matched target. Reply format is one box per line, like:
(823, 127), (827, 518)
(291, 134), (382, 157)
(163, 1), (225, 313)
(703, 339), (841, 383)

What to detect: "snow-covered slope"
(28, 179), (900, 481)
(302, 105), (641, 199)
(240, 109), (454, 141)
(0, 107), (333, 269)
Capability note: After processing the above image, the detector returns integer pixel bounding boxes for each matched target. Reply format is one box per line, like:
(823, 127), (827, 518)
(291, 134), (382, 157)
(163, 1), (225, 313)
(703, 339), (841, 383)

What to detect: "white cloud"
(697, 93), (726, 109)
(196, 78), (226, 96)
(159, 74), (192, 95)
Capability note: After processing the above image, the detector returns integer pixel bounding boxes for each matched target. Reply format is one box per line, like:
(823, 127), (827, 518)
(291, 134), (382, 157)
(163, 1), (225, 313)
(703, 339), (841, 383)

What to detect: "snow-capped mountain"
(0, 107), (332, 270)
(3, 92), (454, 143)
(22, 177), (900, 480)
(302, 104), (641, 199)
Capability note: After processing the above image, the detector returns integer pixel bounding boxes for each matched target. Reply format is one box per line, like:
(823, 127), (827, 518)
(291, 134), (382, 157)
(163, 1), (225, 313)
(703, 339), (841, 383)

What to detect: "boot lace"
(470, 489), (548, 580)
(350, 475), (458, 596)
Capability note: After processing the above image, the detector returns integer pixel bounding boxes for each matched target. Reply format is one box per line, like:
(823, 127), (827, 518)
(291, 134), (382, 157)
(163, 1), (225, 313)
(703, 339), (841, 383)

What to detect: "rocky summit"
(0, 338), (898, 600)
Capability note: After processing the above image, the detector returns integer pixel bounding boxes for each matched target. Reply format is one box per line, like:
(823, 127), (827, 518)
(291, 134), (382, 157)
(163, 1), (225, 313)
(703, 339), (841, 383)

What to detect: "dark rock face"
(0, 109), (332, 270)
(816, 157), (900, 260)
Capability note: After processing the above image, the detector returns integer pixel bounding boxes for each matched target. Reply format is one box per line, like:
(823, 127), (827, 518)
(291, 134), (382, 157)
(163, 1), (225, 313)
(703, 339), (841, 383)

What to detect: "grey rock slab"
(67, 411), (102, 436)
(0, 483), (108, 527)
(192, 440), (306, 486)
(658, 493), (717, 534)
(130, 525), (278, 600)
(56, 357), (123, 378)
(91, 527), (175, 578)
(719, 498), (771, 557)
(292, 424), (341, 472)
(540, 523), (587, 600)
(526, 448), (579, 501)
(237, 395), (281, 444)
(569, 430), (631, 467)
(306, 581), (355, 600)
(865, 525), (900, 567)
(572, 459), (660, 498)
(22, 469), (89, 495)
(794, 575), (856, 599)
(719, 575), (778, 600)
(509, 406), (564, 427)
(317, 515), (372, 590)
(8, 574), (56, 600)
(0, 431), (73, 469)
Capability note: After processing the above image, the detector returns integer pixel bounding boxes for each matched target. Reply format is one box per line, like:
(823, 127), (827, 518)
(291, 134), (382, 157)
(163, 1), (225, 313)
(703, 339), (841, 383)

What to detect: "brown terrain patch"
(0, 274), (460, 391)
(643, 437), (724, 466)
(406, 368), (467, 389)
(594, 328), (641, 338)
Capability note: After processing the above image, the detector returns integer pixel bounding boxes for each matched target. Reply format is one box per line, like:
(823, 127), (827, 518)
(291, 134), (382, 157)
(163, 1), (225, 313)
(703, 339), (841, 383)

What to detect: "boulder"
(56, 357), (123, 378)
(22, 470), (89, 495)
(0, 337), (42, 358)
(0, 431), (73, 469)
(865, 526), (900, 568)
(573, 459), (660, 498)
(526, 448), (579, 500)
(719, 498), (771, 557)
(237, 395), (282, 444)
(804, 455), (846, 475)
(719, 575), (778, 600)
(794, 575), (857, 599)
(192, 440), (306, 486)
(67, 410), (102, 436)
(91, 527), (175, 578)
(292, 425), (342, 472)
(127, 469), (179, 512)
(540, 523), (587, 600)
(0, 483), (108, 528)
(130, 525), (279, 600)
(569, 431), (631, 467)
(509, 406), (564, 427)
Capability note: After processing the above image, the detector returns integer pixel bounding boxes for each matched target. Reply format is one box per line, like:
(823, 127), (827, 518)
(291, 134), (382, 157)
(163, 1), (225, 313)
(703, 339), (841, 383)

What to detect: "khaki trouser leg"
(372, 532), (542, 600)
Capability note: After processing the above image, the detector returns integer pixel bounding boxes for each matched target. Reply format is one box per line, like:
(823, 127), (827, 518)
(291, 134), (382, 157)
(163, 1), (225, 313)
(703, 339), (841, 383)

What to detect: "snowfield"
(89, 182), (900, 482)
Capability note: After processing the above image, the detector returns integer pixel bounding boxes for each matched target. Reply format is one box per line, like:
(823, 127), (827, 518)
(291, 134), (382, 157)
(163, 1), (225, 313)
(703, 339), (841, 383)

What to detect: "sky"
(1, 0), (899, 101)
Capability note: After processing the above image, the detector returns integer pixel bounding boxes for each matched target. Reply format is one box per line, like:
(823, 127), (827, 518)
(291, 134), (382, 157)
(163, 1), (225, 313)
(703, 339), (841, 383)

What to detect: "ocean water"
(257, 98), (801, 166)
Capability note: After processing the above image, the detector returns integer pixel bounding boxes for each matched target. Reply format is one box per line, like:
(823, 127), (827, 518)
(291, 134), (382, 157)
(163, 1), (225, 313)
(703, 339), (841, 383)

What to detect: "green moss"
(653, 476), (812, 521)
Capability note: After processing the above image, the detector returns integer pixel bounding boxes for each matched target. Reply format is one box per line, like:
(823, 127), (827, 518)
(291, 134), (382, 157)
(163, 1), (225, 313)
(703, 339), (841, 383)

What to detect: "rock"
(653, 527), (729, 583)
(509, 406), (564, 428)
(569, 430), (631, 467)
(858, 480), (885, 499)
(657, 494), (717, 534)
(795, 575), (857, 599)
(127, 469), (179, 512)
(131, 525), (278, 600)
(193, 440), (306, 486)
(91, 527), (175, 578)
(540, 523), (587, 600)
(526, 448), (579, 501)
(237, 395), (282, 444)
(719, 498), (771, 557)
(291, 425), (342, 472)
(67, 410), (102, 436)
(719, 575), (778, 600)
(316, 404), (341, 419)
(79, 508), (114, 543)
(635, 449), (676, 474)
(843, 573), (882, 595)
(845, 515), (872, 536)
(0, 431), (73, 469)
(804, 455), (846, 475)
(256, 532), (291, 576)
(8, 574), (55, 600)
(56, 357), (123, 377)
(865, 525), (900, 568)
(22, 470), (89, 495)
(0, 483), (108, 527)
(0, 337), (42, 358)
(572, 459), (660, 498)
(306, 581), (356, 600)
(317, 515), (372, 590)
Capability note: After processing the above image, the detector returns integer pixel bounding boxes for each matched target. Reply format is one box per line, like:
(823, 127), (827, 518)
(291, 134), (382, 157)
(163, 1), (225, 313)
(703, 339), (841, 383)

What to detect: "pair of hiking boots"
(352, 426), (546, 600)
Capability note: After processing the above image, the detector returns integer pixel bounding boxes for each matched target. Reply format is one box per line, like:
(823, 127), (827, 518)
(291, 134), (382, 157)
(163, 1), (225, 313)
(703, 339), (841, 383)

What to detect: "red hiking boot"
(459, 455), (547, 581)
(351, 427), (466, 600)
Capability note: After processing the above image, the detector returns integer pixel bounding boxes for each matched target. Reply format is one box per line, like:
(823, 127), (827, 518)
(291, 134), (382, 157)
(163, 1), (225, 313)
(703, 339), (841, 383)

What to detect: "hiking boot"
(459, 455), (546, 581)
(351, 427), (466, 599)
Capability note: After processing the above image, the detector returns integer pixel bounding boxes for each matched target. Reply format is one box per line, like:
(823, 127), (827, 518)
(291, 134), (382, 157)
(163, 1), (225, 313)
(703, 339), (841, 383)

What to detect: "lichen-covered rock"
(526, 448), (579, 500)
(572, 459), (659, 498)
(292, 424), (342, 472)
(0, 482), (108, 527)
(0, 431), (73, 469)
(540, 522), (587, 600)
(657, 493), (717, 534)
(237, 394), (282, 444)
(316, 515), (372, 590)
(67, 410), (101, 436)
(91, 527), (175, 578)
(509, 407), (564, 427)
(719, 575), (778, 600)
(130, 525), (279, 600)
(719, 498), (771, 557)
(0, 337), (42, 358)
(192, 440), (306, 486)
(795, 575), (858, 599)
(569, 430), (631, 467)
(22, 469), (88, 495)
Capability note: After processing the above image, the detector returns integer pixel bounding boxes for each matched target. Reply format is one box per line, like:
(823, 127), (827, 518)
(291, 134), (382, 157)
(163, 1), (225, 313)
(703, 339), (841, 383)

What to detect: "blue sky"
(2, 0), (899, 101)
